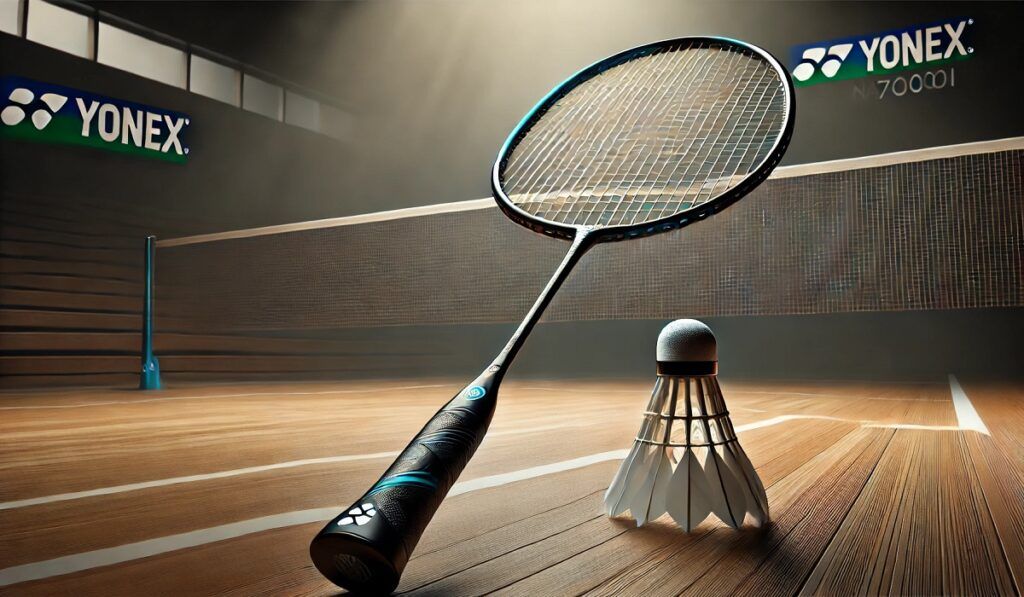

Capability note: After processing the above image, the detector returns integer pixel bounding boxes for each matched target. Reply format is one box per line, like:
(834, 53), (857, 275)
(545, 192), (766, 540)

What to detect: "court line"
(158, 136), (1024, 247)
(727, 389), (947, 403)
(0, 413), (973, 586)
(0, 384), (455, 411)
(0, 450), (631, 588)
(0, 412), (969, 512)
(0, 421), (589, 512)
(947, 374), (990, 435)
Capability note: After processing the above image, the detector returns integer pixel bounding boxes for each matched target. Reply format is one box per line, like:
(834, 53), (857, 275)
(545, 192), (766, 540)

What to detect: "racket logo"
(465, 386), (487, 400)
(1, 88), (66, 130)
(337, 503), (377, 527)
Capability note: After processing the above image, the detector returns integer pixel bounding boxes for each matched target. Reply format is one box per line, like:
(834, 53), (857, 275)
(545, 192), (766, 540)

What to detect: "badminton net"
(155, 140), (1023, 334)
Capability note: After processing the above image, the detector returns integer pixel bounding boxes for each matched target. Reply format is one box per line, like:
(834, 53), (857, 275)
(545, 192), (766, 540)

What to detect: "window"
(26, 0), (93, 59)
(0, 0), (23, 36)
(242, 74), (283, 120)
(97, 22), (186, 88)
(190, 55), (240, 106)
(285, 91), (319, 132)
(14, 1), (347, 141)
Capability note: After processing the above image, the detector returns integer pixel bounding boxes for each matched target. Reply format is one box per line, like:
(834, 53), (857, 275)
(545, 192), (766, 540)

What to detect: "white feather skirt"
(604, 375), (768, 530)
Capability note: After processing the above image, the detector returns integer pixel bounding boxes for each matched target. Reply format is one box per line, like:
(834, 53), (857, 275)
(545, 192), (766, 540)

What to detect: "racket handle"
(310, 372), (500, 593)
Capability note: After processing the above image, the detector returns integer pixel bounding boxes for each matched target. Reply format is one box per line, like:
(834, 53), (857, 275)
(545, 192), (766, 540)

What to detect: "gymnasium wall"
(2, 2), (1023, 387)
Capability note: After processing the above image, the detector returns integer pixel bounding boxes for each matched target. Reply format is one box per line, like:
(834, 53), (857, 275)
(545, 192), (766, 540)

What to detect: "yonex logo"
(790, 18), (974, 87)
(337, 502), (377, 527)
(792, 44), (854, 82)
(1, 88), (67, 130)
(0, 76), (191, 163)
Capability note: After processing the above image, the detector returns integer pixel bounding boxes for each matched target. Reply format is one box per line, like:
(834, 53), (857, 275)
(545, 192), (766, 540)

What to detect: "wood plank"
(798, 430), (918, 594)
(0, 355), (137, 375)
(798, 423), (1012, 595)
(0, 256), (140, 281)
(0, 389), (634, 566)
(686, 429), (894, 596)
(510, 427), (891, 597)
(1, 522), (333, 597)
(0, 240), (137, 266)
(0, 354), (441, 376)
(406, 417), (861, 594)
(0, 380), (1018, 595)
(401, 489), (609, 592)
(0, 196), (195, 239)
(1, 332), (365, 355)
(1, 273), (140, 297)
(960, 381), (1024, 593)
(0, 288), (141, 313)
(0, 309), (141, 331)
(1, 224), (140, 252)
(0, 373), (138, 389)
(940, 432), (1016, 595)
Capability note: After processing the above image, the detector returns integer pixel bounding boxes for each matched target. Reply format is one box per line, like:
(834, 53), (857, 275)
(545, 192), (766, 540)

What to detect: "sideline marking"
(948, 374), (990, 435)
(0, 451), (631, 588)
(0, 422), (588, 511)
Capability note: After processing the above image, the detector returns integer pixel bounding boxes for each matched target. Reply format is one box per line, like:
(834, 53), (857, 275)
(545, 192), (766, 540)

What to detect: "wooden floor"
(0, 377), (1021, 596)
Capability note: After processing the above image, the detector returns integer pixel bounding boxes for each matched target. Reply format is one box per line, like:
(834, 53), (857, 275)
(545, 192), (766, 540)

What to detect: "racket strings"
(501, 41), (788, 227)
(509, 48), (666, 225)
(587, 45), (709, 227)
(660, 52), (776, 220)
(512, 44), (693, 225)
(526, 44), (774, 222)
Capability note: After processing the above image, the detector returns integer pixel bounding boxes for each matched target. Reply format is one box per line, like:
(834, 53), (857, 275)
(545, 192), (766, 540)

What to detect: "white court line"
(0, 448), (629, 588)
(0, 384), (454, 411)
(158, 137), (1024, 247)
(0, 452), (400, 512)
(727, 389), (946, 402)
(948, 374), (990, 435)
(0, 421), (589, 512)
(0, 413), (974, 586)
(863, 423), (962, 431)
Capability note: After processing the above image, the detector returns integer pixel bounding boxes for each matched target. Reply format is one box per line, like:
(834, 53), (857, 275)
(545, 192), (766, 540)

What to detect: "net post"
(139, 235), (162, 390)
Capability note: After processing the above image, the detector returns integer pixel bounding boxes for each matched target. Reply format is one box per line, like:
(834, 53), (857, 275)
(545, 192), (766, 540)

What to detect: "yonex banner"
(0, 76), (190, 163)
(790, 17), (975, 87)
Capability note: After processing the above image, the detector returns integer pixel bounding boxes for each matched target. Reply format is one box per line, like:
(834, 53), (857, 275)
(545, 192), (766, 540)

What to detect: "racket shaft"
(310, 232), (593, 593)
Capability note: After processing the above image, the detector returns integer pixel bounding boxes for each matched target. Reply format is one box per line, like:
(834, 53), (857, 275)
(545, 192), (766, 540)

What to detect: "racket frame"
(492, 35), (795, 243)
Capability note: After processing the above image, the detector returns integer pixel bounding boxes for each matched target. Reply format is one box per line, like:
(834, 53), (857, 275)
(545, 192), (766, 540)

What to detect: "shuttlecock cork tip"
(656, 319), (717, 375)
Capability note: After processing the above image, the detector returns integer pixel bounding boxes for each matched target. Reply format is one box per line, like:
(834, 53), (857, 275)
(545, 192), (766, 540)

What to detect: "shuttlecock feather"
(604, 319), (768, 531)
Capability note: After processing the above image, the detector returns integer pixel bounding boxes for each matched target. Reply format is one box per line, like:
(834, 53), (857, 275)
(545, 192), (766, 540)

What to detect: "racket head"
(492, 36), (795, 243)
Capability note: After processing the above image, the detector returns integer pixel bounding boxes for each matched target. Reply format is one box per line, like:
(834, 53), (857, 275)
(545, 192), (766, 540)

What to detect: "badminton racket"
(310, 36), (794, 593)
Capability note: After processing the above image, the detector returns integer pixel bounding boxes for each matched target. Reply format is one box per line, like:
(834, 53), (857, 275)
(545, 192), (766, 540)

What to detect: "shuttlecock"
(604, 319), (768, 530)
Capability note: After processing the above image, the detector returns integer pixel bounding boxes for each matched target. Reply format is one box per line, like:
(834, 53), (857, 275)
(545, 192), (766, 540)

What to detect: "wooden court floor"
(1, 377), (1022, 595)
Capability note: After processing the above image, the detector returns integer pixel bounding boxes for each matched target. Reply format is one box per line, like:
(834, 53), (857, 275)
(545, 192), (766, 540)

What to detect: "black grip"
(310, 373), (499, 594)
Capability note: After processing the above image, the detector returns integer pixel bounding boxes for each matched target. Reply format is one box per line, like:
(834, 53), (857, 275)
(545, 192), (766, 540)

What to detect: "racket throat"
(488, 228), (596, 375)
